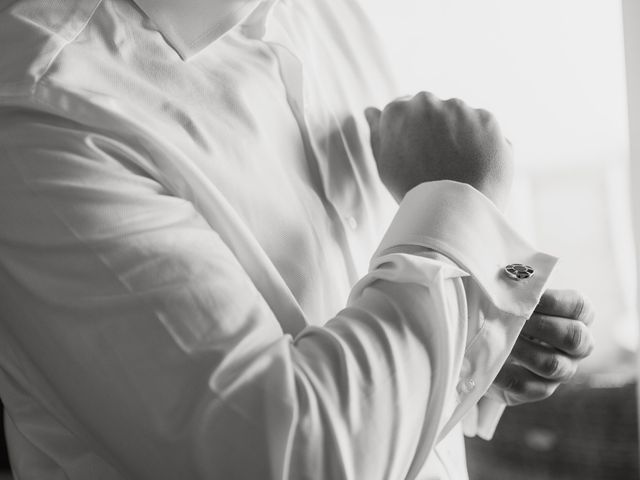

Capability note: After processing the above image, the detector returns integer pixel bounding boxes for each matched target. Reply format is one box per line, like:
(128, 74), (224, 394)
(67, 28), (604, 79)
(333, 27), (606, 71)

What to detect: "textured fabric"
(0, 0), (557, 478)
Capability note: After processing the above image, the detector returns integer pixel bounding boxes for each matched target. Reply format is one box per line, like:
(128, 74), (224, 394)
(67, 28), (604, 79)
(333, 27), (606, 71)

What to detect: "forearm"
(0, 115), (556, 478)
(287, 252), (467, 479)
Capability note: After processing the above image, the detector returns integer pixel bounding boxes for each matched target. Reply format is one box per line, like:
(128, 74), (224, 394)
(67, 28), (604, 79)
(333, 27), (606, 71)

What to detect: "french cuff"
(462, 397), (506, 440)
(374, 180), (558, 318)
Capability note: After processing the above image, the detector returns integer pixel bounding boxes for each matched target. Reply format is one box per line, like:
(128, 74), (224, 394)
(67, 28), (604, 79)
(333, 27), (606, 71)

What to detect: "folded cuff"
(375, 180), (559, 318)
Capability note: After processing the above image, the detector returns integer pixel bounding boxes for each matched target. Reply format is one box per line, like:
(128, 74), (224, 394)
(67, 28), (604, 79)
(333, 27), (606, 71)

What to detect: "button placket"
(264, 40), (359, 281)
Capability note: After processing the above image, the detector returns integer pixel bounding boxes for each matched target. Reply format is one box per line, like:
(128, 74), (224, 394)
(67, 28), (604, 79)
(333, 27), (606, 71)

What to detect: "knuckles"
(415, 91), (439, 105)
(525, 312), (595, 358)
(563, 323), (594, 357)
(383, 99), (407, 118)
(531, 314), (551, 336)
(495, 364), (564, 405)
(502, 374), (557, 403)
(539, 354), (576, 381)
(503, 375), (523, 394)
(571, 292), (586, 320)
(563, 324), (584, 353)
(513, 338), (577, 381)
(444, 97), (466, 108)
(540, 355), (562, 378)
(369, 91), (513, 207)
(538, 289), (595, 324)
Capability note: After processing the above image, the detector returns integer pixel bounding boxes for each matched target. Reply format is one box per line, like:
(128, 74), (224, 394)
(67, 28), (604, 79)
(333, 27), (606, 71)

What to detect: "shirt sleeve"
(0, 114), (555, 480)
(375, 181), (559, 448)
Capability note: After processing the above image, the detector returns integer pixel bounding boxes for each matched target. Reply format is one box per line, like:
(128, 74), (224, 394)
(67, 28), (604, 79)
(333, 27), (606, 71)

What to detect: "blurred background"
(366, 0), (639, 478)
(0, 1), (635, 479)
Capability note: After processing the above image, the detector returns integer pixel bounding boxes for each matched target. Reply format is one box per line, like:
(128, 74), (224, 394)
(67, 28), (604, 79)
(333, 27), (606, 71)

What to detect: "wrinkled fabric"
(0, 0), (557, 478)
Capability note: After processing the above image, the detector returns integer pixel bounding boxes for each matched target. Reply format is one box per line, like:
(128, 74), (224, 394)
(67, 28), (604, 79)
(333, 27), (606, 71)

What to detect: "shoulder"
(0, 0), (102, 96)
(0, 0), (176, 133)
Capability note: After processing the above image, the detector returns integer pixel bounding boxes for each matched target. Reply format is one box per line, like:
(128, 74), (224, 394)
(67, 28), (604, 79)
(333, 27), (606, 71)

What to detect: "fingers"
(521, 313), (594, 358)
(493, 288), (596, 407)
(536, 289), (595, 325)
(365, 90), (513, 207)
(367, 93), (422, 125)
(368, 92), (492, 132)
(364, 107), (382, 159)
(382, 92), (446, 119)
(510, 336), (578, 381)
(364, 107), (381, 131)
(493, 363), (560, 406)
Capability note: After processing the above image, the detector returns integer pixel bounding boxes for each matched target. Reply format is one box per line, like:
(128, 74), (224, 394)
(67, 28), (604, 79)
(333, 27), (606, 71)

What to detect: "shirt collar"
(132, 0), (274, 60)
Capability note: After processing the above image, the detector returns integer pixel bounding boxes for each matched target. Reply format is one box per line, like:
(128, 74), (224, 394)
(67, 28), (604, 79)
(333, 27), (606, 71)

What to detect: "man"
(0, 0), (594, 478)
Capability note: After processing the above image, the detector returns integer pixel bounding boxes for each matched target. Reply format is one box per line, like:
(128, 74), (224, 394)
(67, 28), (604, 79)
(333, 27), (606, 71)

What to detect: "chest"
(56, 0), (399, 319)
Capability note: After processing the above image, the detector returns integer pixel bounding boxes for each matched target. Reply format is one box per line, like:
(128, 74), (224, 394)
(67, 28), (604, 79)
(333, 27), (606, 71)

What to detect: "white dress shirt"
(0, 0), (557, 478)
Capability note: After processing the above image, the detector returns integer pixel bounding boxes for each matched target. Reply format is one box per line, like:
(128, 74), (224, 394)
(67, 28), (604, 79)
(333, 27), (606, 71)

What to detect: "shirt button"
(504, 263), (535, 281)
(345, 216), (358, 230)
(457, 378), (476, 395)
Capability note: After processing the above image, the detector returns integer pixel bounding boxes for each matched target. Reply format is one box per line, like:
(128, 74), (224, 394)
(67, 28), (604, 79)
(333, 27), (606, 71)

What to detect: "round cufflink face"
(504, 263), (535, 280)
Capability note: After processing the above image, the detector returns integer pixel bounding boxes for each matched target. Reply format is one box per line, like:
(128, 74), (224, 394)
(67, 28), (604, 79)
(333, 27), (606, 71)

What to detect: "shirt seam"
(23, 84), (173, 192)
(37, 0), (104, 84)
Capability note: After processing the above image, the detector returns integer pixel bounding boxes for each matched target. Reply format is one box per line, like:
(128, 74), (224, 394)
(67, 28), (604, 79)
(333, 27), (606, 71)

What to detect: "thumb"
(364, 107), (382, 159)
(364, 107), (382, 132)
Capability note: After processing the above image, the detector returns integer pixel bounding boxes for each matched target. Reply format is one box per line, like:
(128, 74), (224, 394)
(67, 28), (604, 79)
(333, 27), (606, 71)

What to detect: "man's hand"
(489, 289), (595, 406)
(365, 92), (513, 209)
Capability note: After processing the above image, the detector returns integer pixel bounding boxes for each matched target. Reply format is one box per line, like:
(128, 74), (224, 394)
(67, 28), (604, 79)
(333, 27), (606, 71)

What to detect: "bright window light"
(367, 0), (634, 375)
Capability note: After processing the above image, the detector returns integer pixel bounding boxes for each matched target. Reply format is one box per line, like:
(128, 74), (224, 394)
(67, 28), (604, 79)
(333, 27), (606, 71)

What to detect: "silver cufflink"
(504, 263), (535, 280)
